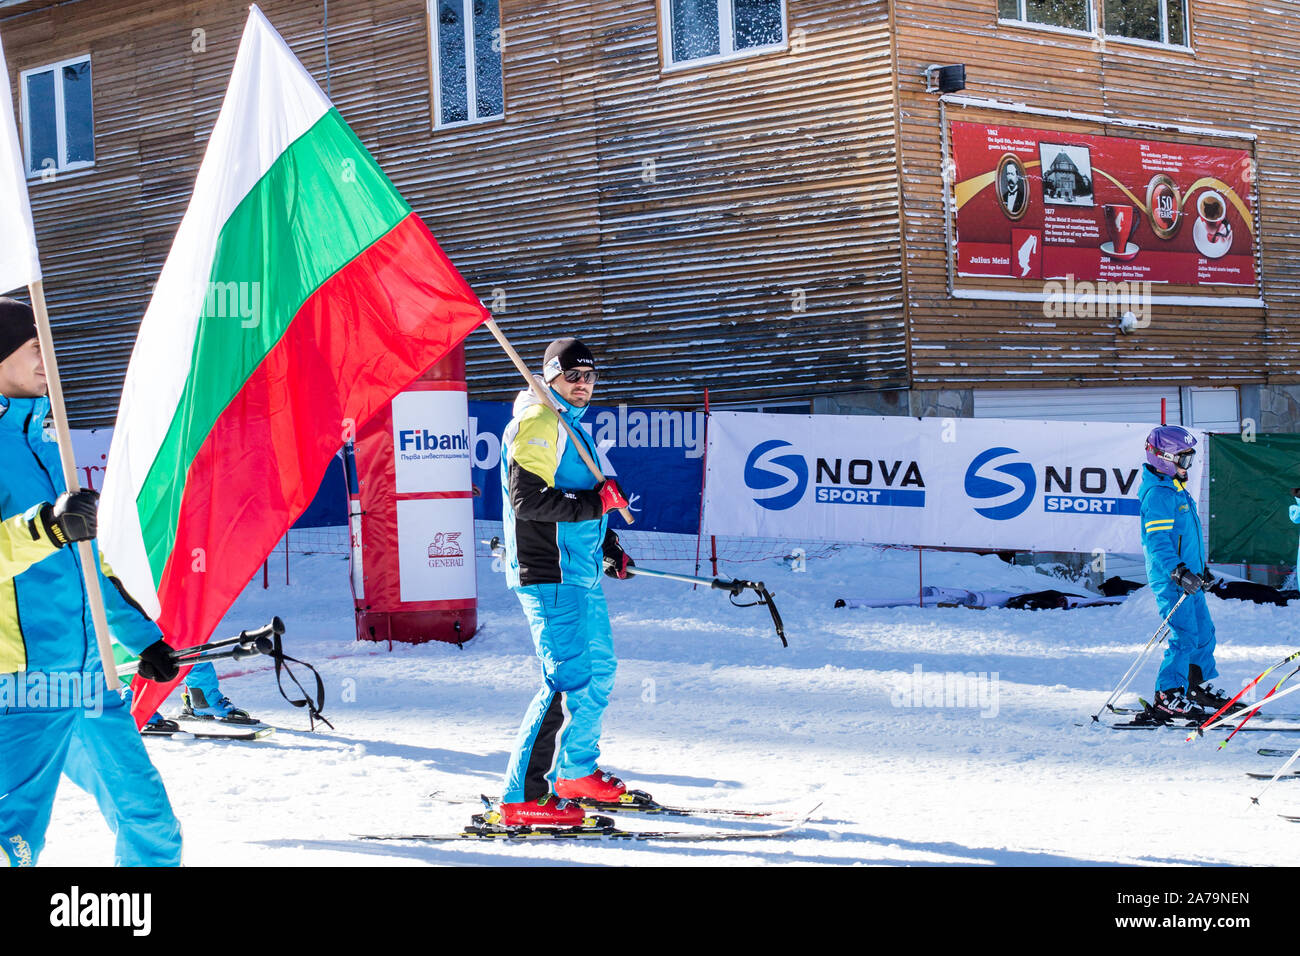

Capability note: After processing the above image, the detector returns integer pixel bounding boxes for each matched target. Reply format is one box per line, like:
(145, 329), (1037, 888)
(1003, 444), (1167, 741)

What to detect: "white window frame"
(20, 54), (95, 179)
(997, 0), (1095, 37)
(427, 0), (505, 130)
(1102, 0), (1192, 50)
(660, 0), (788, 72)
(999, 0), (1194, 51)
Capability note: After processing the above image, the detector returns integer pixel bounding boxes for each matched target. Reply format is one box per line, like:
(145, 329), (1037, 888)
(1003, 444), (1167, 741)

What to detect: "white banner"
(392, 390), (471, 494)
(703, 412), (1204, 554)
(396, 497), (476, 602)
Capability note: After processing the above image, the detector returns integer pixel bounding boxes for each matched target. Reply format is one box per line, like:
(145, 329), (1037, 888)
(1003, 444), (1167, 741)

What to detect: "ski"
(1247, 770), (1300, 780)
(355, 805), (819, 843)
(1110, 720), (1300, 732)
(426, 789), (799, 821)
(1278, 815), (1300, 823)
(143, 720), (275, 740)
(1112, 705), (1300, 721)
(1258, 748), (1297, 757)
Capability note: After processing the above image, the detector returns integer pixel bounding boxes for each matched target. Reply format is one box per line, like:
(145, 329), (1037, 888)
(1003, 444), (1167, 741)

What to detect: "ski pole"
(486, 538), (787, 646)
(623, 566), (788, 648)
(115, 618), (285, 679)
(1203, 658), (1300, 748)
(1090, 591), (1187, 723)
(1186, 649), (1300, 742)
(1197, 679), (1300, 735)
(1250, 741), (1300, 806)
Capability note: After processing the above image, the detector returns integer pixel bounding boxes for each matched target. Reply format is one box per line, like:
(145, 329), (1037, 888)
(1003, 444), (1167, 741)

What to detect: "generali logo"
(427, 531), (465, 568)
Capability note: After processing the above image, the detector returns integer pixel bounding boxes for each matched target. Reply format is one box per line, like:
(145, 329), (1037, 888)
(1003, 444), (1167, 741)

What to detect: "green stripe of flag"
(137, 108), (411, 582)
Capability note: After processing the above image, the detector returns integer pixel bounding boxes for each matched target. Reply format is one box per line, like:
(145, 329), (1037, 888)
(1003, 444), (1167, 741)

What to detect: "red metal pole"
(1161, 397), (1167, 425)
(694, 387), (710, 585)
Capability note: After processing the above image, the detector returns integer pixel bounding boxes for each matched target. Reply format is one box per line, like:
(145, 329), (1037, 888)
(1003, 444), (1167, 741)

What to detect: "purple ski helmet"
(1145, 425), (1197, 477)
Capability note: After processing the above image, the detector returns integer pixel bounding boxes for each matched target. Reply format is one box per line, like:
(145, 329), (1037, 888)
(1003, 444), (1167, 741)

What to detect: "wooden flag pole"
(28, 279), (121, 689)
(483, 316), (634, 524)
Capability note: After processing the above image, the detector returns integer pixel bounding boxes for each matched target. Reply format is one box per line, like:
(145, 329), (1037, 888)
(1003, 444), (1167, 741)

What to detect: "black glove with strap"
(1171, 562), (1204, 595)
(137, 639), (180, 683)
(39, 489), (99, 546)
(602, 529), (634, 580)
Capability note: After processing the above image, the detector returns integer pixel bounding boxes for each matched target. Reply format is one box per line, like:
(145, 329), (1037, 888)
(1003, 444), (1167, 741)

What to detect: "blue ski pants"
(502, 581), (616, 803)
(184, 661), (221, 702)
(0, 689), (182, 867)
(1154, 582), (1218, 695)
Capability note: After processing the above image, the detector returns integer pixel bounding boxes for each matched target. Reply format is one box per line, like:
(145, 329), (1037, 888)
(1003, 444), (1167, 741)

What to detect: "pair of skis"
(356, 793), (822, 843)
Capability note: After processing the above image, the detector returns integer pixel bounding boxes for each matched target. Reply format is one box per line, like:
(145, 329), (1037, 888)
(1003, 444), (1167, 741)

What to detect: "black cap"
(0, 297), (37, 365)
(542, 337), (596, 383)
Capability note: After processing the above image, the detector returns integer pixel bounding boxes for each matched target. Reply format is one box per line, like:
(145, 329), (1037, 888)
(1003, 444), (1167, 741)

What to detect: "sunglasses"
(561, 369), (597, 384)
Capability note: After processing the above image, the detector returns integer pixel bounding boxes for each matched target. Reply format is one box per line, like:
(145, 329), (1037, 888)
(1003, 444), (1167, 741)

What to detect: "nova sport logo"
(744, 439), (808, 511)
(965, 447), (1036, 520)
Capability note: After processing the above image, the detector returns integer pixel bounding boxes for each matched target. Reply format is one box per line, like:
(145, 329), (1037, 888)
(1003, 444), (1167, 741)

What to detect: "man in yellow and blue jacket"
(0, 298), (182, 866)
(496, 338), (633, 827)
(1139, 424), (1227, 722)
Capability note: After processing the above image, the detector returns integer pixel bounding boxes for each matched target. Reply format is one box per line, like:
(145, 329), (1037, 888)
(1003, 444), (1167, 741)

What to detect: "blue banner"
(469, 400), (705, 534)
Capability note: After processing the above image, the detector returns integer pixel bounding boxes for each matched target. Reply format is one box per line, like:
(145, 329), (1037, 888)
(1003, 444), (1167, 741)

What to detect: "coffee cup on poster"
(1103, 203), (1139, 252)
(1197, 190), (1228, 241)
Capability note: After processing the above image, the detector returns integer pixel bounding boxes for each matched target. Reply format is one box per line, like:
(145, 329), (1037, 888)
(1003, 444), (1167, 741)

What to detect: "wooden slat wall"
(893, 0), (1297, 391)
(2, 0), (906, 424)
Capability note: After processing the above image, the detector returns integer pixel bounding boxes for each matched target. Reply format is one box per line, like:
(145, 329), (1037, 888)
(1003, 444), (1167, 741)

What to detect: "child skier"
(1137, 424), (1230, 723)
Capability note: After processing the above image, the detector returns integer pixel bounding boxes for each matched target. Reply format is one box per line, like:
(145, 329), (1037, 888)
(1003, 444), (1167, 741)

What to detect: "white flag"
(0, 29), (41, 294)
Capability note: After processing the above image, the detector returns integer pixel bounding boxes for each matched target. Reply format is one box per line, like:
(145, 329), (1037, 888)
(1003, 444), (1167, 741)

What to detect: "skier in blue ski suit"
(1139, 425), (1220, 712)
(1288, 489), (1300, 589)
(496, 338), (632, 825)
(0, 299), (182, 867)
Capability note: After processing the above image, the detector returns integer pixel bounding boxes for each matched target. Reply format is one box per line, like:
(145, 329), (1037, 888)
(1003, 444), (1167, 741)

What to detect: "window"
(21, 55), (94, 177)
(998, 0), (1093, 33)
(429, 0), (504, 128)
(1103, 0), (1189, 46)
(663, 0), (786, 68)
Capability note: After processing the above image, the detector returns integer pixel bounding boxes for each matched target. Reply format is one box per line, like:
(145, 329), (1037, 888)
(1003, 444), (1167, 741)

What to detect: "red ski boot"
(497, 794), (586, 828)
(555, 770), (630, 803)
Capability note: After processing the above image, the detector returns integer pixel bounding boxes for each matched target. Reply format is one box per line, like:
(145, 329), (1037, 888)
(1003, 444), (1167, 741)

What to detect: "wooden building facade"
(1, 0), (1296, 429)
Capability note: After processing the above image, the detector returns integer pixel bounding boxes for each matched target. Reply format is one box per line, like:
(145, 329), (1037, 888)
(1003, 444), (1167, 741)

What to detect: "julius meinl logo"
(50, 885), (151, 936)
(743, 439), (926, 511)
(964, 447), (1142, 520)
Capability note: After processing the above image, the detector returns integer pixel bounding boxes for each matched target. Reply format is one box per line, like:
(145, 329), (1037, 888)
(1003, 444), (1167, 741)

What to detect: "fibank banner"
(703, 412), (1204, 553)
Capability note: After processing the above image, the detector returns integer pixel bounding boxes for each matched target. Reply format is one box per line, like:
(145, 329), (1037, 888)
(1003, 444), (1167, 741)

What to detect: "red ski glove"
(603, 531), (634, 580)
(597, 479), (628, 514)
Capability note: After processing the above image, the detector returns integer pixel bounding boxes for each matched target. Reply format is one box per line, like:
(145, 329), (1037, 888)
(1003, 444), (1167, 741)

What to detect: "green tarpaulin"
(1208, 433), (1300, 566)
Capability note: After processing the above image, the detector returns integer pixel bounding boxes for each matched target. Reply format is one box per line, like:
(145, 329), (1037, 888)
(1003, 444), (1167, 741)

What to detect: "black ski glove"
(1171, 563), (1204, 595)
(602, 530), (634, 580)
(137, 639), (179, 683)
(39, 489), (99, 546)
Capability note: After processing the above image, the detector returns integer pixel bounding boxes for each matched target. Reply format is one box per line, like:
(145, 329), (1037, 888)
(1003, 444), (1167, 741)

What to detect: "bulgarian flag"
(0, 28), (41, 293)
(100, 5), (488, 725)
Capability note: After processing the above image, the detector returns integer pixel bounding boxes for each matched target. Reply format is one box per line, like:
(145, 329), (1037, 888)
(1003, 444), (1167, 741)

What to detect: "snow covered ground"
(39, 539), (1300, 866)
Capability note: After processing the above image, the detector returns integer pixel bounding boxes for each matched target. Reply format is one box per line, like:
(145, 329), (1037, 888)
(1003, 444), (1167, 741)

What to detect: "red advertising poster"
(950, 121), (1258, 289)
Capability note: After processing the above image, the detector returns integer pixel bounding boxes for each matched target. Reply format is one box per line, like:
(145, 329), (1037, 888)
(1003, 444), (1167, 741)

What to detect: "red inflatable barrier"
(351, 346), (477, 645)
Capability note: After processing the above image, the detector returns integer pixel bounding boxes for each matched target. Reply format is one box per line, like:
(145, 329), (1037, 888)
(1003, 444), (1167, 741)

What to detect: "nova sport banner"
(702, 412), (1204, 554)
